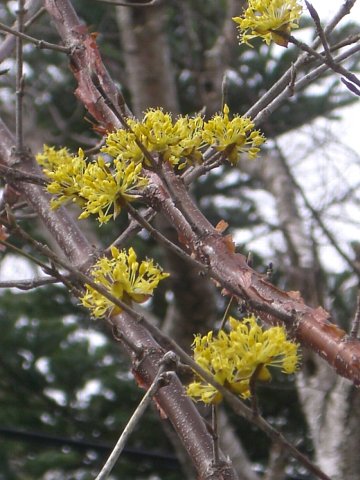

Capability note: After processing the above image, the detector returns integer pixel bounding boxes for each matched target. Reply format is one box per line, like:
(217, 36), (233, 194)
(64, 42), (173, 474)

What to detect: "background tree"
(0, 1), (359, 479)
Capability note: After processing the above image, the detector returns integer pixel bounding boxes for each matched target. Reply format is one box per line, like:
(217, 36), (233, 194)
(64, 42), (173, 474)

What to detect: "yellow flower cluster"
(103, 110), (204, 169)
(187, 315), (300, 404)
(37, 107), (265, 222)
(81, 246), (169, 318)
(233, 0), (302, 47)
(37, 146), (86, 208)
(36, 146), (148, 224)
(202, 105), (265, 164)
(102, 106), (265, 169)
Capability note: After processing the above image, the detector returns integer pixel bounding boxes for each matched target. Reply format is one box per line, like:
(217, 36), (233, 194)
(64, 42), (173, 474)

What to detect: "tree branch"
(40, 0), (360, 386)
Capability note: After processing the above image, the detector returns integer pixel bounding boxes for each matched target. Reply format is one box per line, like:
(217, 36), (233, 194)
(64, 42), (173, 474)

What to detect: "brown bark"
(45, 0), (360, 388)
(0, 2), (241, 479)
(115, 6), (248, 477)
(145, 171), (360, 386)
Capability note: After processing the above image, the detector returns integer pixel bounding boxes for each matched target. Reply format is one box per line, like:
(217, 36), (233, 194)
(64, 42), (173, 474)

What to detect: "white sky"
(311, 0), (360, 21)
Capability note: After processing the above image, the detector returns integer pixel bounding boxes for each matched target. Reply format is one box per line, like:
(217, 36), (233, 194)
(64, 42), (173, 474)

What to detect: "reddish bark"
(145, 172), (360, 386)
(44, 0), (360, 385)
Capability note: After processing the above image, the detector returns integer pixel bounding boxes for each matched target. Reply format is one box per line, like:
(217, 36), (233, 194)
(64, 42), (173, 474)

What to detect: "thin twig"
(326, 33), (360, 52)
(92, 0), (159, 6)
(15, 0), (26, 154)
(306, 2), (332, 57)
(95, 358), (169, 480)
(0, 2), (47, 63)
(182, 150), (226, 185)
(0, 277), (60, 290)
(126, 203), (207, 272)
(84, 137), (106, 155)
(0, 164), (48, 186)
(25, 6), (46, 27)
(274, 144), (360, 278)
(282, 33), (360, 93)
(0, 21), (70, 53)
(108, 207), (156, 250)
(295, 42), (360, 91)
(305, 0), (360, 93)
(211, 405), (220, 466)
(323, 0), (357, 36)
(254, 42), (360, 125)
(218, 296), (234, 331)
(249, 364), (264, 417)
(350, 291), (360, 338)
(0, 237), (70, 289)
(1, 215), (79, 300)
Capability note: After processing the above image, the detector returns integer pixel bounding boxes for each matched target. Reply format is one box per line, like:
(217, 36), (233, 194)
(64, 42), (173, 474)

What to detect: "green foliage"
(0, 287), (178, 479)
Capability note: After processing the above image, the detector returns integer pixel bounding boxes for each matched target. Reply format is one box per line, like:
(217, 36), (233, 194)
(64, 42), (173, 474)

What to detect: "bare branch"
(246, 0), (358, 120)
(350, 291), (360, 338)
(126, 203), (207, 271)
(15, 0), (26, 154)
(254, 42), (360, 125)
(0, 277), (60, 290)
(0, 163), (48, 187)
(277, 31), (360, 94)
(108, 207), (156, 249)
(0, 20), (70, 53)
(95, 355), (170, 480)
(0, 0), (46, 63)
(92, 0), (160, 6)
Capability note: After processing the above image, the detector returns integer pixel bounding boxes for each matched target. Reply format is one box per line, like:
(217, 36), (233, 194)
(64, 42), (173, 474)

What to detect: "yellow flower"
(102, 110), (204, 169)
(79, 157), (148, 225)
(36, 146), (87, 209)
(81, 246), (169, 318)
(186, 315), (300, 404)
(202, 105), (265, 164)
(102, 107), (264, 169)
(233, 0), (302, 47)
(36, 146), (148, 224)
(36, 145), (74, 171)
(102, 129), (144, 165)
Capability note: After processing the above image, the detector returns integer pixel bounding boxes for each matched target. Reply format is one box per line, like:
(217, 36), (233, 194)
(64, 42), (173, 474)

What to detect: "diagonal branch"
(41, 0), (360, 385)
(144, 173), (360, 386)
(0, 127), (238, 478)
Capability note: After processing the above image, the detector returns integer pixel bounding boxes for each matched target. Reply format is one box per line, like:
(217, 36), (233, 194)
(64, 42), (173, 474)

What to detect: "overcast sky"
(312, 0), (360, 19)
(305, 1), (360, 151)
